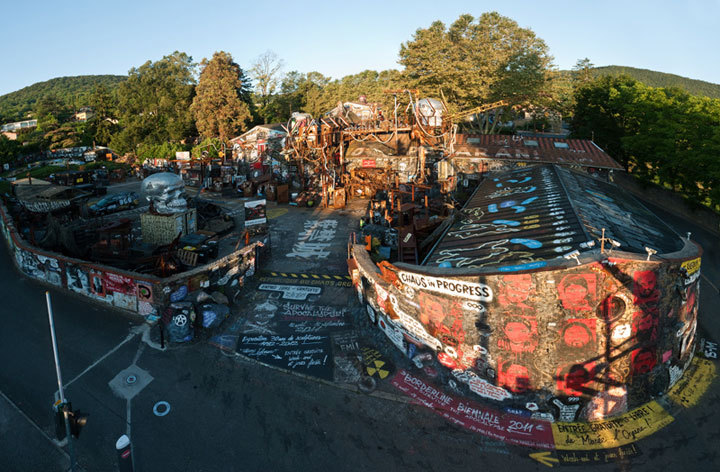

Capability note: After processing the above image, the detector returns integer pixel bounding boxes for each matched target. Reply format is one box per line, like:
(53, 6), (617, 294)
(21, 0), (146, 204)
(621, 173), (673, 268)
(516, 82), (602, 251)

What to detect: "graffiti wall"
(352, 243), (701, 422)
(0, 200), (259, 322)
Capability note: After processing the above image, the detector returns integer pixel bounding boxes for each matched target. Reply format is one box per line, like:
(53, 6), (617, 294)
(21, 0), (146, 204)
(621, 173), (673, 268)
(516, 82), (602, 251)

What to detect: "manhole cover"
(126, 375), (137, 385)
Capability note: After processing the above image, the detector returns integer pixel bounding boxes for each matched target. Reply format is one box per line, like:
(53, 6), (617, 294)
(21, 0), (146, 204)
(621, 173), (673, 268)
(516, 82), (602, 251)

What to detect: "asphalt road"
(0, 188), (718, 471)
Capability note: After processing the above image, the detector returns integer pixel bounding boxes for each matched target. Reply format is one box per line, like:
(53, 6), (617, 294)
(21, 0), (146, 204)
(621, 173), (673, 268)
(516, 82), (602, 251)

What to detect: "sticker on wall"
(137, 283), (153, 303)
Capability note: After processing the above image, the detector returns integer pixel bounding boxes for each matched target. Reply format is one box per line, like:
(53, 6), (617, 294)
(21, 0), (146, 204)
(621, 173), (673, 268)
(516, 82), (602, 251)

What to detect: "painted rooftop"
(422, 165), (683, 270)
(452, 134), (624, 170)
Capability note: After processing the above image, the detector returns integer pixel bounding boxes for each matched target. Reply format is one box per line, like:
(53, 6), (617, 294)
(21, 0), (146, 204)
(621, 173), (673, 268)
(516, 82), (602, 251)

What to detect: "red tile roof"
(451, 134), (624, 170)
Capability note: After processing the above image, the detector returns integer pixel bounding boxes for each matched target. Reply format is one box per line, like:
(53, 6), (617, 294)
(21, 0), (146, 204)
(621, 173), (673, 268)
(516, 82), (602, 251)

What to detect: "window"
(524, 140), (538, 147)
(553, 142), (569, 149)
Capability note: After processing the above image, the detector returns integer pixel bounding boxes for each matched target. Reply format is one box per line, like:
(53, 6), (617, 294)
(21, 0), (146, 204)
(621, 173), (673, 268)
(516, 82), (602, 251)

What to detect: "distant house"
(73, 107), (95, 122)
(1, 119), (38, 132)
(230, 124), (286, 162)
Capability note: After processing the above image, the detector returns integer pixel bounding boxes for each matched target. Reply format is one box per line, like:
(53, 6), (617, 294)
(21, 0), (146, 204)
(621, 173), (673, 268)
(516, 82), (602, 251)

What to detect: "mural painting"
(353, 241), (702, 422)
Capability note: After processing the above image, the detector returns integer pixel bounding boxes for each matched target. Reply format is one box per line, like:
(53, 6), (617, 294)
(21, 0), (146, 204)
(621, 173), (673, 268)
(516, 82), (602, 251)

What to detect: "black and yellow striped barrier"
(264, 271), (351, 280)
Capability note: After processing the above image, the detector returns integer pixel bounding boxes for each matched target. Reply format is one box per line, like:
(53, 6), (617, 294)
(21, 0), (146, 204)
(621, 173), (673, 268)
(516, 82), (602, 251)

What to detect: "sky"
(1, 0), (718, 97)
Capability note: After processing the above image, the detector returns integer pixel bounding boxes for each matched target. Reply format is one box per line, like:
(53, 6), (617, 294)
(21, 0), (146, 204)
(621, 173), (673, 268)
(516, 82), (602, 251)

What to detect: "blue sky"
(0, 0), (717, 96)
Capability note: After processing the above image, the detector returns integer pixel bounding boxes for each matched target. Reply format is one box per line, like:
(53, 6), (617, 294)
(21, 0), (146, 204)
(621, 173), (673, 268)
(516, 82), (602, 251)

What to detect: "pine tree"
(191, 51), (253, 141)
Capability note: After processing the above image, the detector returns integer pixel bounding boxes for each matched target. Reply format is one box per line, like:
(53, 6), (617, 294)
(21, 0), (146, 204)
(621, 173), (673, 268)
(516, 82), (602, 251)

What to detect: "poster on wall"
(104, 273), (137, 296)
(244, 199), (267, 227)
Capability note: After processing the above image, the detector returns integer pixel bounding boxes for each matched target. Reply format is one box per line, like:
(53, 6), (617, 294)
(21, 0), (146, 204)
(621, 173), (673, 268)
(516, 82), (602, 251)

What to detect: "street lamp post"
(46, 291), (77, 471)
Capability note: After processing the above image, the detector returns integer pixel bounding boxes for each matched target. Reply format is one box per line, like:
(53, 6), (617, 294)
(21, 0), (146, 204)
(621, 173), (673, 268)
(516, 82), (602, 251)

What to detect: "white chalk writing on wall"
(258, 284), (322, 300)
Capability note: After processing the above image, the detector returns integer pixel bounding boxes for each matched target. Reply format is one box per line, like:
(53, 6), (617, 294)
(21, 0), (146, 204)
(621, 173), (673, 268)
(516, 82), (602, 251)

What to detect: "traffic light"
(67, 408), (88, 439)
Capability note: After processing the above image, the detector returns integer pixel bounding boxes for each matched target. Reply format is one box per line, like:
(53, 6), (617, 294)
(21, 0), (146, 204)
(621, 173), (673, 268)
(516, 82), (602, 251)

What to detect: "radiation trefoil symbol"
(366, 360), (390, 379)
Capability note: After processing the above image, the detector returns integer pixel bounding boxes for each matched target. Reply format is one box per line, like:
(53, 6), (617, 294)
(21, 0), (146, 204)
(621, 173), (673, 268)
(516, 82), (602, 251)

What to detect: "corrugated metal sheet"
(451, 134), (624, 170)
(423, 165), (682, 269)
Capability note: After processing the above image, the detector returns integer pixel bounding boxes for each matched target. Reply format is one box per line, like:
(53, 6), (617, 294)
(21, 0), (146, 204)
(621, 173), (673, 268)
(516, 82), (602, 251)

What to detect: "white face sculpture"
(141, 172), (187, 214)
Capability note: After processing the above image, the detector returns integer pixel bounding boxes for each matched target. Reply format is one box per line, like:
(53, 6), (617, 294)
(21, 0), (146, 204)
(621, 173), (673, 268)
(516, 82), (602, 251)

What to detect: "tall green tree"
(89, 84), (118, 146)
(572, 58), (595, 85)
(571, 74), (642, 169)
(399, 12), (553, 113)
(111, 52), (196, 155)
(191, 51), (253, 141)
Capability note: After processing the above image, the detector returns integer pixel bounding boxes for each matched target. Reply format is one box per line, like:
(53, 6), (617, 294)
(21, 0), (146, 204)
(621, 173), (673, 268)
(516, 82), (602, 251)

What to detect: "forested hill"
(0, 75), (127, 123)
(592, 66), (720, 98)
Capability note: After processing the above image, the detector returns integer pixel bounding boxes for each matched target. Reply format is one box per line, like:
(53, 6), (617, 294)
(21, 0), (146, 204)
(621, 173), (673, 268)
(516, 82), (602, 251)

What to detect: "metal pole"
(46, 292), (76, 471)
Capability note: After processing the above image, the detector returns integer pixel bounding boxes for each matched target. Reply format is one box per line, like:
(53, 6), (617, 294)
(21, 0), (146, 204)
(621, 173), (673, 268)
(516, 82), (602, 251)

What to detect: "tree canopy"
(572, 75), (720, 210)
(111, 51), (197, 155)
(191, 51), (253, 141)
(399, 12), (553, 112)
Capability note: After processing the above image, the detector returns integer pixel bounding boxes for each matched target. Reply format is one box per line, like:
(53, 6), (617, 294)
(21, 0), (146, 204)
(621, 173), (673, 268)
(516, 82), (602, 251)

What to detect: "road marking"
(701, 273), (719, 294)
(529, 451), (558, 467)
(62, 330), (138, 391)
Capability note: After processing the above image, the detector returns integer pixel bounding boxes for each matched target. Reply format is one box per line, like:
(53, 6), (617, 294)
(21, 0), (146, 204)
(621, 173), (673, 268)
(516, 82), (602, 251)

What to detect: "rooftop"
(423, 165), (683, 270)
(452, 134), (624, 170)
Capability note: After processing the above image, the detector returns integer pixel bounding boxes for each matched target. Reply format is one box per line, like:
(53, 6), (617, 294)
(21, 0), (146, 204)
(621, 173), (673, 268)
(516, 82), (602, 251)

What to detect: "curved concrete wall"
(351, 242), (701, 422)
(0, 201), (259, 321)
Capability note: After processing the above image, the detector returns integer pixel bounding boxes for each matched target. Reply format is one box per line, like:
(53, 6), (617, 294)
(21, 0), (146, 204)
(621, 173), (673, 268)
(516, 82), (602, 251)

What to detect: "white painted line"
(126, 399), (132, 436)
(702, 274), (720, 295)
(62, 331), (138, 391)
(0, 389), (70, 460)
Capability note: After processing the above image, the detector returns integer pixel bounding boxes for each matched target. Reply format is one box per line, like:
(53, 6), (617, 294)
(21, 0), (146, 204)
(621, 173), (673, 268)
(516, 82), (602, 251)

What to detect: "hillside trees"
(571, 75), (720, 210)
(111, 52), (197, 155)
(191, 51), (253, 141)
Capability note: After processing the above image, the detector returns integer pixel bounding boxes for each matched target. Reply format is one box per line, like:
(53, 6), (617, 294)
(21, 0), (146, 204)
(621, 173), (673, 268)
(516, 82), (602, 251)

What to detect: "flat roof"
(423, 165), (683, 269)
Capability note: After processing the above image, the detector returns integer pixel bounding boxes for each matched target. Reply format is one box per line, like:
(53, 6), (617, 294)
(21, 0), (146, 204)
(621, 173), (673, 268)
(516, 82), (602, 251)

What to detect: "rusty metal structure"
(283, 90), (473, 205)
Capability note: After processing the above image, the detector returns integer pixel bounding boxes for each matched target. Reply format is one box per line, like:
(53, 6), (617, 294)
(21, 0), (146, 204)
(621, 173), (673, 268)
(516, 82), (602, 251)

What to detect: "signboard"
(236, 333), (333, 380)
(361, 159), (376, 168)
(258, 284), (321, 300)
(551, 401), (673, 450)
(244, 199), (267, 227)
(103, 273), (136, 296)
(176, 151), (190, 160)
(397, 271), (493, 301)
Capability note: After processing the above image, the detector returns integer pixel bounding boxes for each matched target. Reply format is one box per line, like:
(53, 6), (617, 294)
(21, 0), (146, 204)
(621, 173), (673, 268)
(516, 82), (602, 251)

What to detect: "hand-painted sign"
(392, 370), (554, 448)
(258, 283), (321, 300)
(551, 401), (673, 450)
(668, 357), (716, 408)
(397, 271), (493, 301)
(236, 333), (333, 380)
